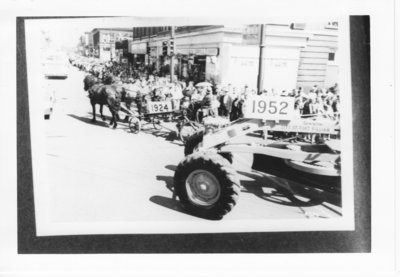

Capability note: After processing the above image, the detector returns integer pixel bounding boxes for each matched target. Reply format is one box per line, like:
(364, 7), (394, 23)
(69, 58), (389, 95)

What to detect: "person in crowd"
(218, 87), (228, 116)
(170, 82), (184, 111)
(326, 87), (335, 102)
(180, 96), (191, 111)
(322, 101), (335, 120)
(103, 73), (114, 85)
(74, 57), (341, 135)
(197, 86), (208, 100)
(183, 81), (197, 100)
(297, 87), (303, 97)
(191, 89), (203, 102)
(214, 84), (222, 97)
(330, 83), (339, 94)
(294, 99), (303, 118)
(230, 92), (245, 121)
(332, 95), (340, 121)
(314, 96), (325, 115)
(211, 93), (221, 116)
(223, 86), (237, 119)
(299, 88), (311, 117)
(201, 89), (213, 108)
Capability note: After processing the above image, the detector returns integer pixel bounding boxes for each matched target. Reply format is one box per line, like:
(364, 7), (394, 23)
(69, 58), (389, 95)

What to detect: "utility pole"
(109, 34), (113, 61)
(257, 24), (266, 93)
(170, 26), (175, 82)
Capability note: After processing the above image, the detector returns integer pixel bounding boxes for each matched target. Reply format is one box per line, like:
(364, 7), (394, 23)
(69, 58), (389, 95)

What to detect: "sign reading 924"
(147, 101), (173, 114)
(243, 96), (295, 120)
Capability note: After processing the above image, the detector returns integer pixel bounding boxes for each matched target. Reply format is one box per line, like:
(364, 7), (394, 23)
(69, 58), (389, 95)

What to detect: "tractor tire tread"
(174, 151), (241, 220)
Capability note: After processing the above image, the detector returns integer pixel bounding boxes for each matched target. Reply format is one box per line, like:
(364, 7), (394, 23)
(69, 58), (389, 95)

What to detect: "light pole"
(170, 26), (175, 82)
(257, 24), (266, 93)
(110, 40), (113, 61)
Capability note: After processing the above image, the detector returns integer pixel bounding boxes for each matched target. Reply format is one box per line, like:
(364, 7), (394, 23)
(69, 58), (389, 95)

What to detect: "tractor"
(173, 95), (341, 220)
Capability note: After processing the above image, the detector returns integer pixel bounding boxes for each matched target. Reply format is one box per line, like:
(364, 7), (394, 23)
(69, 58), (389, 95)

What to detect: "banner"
(130, 43), (147, 54)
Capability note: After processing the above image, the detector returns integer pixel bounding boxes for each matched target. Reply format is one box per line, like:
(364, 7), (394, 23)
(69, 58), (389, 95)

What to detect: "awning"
(176, 47), (219, 56)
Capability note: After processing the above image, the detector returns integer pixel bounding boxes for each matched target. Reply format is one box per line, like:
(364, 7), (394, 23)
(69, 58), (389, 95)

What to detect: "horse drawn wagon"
(123, 93), (227, 142)
(122, 100), (175, 134)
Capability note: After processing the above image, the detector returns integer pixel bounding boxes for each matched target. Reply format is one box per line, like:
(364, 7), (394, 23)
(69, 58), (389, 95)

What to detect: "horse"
(84, 75), (106, 121)
(83, 75), (123, 129)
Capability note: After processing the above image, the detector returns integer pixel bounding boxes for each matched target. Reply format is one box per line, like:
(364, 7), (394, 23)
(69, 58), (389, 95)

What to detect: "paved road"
(40, 65), (342, 234)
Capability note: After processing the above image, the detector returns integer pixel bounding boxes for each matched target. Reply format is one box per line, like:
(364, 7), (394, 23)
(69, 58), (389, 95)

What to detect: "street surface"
(41, 65), (341, 229)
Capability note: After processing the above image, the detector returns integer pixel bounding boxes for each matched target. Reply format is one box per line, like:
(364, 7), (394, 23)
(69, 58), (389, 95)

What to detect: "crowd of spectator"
(71, 57), (340, 124)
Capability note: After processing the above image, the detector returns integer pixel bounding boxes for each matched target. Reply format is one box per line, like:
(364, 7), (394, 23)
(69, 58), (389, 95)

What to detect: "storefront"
(147, 47), (158, 72)
(128, 42), (147, 66)
(173, 47), (219, 82)
(115, 40), (130, 63)
(128, 24), (338, 89)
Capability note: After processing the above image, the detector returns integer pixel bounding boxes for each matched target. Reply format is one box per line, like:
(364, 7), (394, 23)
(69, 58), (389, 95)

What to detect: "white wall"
(263, 58), (299, 93)
(222, 44), (301, 91)
(222, 44), (259, 88)
(324, 64), (339, 88)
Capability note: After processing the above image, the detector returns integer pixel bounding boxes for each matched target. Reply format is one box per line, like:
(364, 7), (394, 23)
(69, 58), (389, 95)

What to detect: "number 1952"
(252, 100), (289, 115)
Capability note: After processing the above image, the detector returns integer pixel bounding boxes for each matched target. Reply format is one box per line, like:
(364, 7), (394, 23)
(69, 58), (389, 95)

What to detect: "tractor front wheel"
(174, 152), (241, 220)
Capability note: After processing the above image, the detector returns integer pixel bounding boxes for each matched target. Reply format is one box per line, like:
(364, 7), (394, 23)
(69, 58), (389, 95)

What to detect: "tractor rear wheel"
(174, 152), (241, 220)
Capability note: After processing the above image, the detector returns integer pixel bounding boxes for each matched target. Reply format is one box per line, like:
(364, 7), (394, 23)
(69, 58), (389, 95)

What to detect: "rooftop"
(91, 28), (132, 33)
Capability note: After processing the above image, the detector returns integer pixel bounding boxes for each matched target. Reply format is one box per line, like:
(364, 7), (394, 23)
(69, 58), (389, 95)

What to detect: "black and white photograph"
(23, 16), (355, 237)
(3, 0), (398, 275)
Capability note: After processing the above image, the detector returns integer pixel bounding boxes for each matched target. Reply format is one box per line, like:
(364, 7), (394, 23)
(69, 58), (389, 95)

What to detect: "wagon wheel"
(129, 117), (141, 134)
(151, 116), (162, 130)
(174, 152), (241, 220)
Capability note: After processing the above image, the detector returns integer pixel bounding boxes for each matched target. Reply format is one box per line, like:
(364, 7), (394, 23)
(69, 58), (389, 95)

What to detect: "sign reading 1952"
(244, 96), (295, 120)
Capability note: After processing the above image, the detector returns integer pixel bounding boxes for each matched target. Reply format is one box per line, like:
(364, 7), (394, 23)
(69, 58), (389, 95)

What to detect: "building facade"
(127, 23), (338, 91)
(91, 28), (133, 61)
